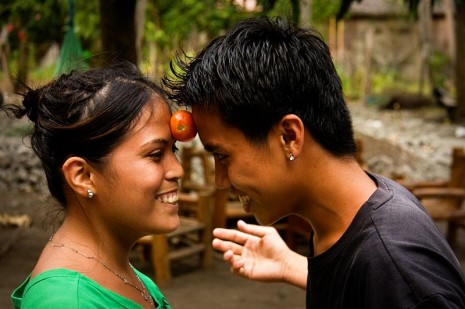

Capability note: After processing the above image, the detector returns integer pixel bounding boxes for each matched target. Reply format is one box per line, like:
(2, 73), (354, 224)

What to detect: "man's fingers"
(212, 221), (275, 245)
(213, 226), (259, 245)
(237, 220), (276, 237)
(212, 238), (244, 255)
(225, 252), (246, 275)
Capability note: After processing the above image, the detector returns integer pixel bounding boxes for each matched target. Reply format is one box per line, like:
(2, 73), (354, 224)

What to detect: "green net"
(53, 0), (88, 76)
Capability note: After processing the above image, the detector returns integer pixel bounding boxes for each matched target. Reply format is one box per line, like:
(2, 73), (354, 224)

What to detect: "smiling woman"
(0, 62), (180, 308)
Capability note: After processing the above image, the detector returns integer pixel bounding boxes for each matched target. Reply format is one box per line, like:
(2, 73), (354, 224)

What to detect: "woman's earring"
(289, 154), (295, 161)
(87, 189), (94, 199)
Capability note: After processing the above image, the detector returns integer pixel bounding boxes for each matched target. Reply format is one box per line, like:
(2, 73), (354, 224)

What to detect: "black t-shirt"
(306, 173), (465, 308)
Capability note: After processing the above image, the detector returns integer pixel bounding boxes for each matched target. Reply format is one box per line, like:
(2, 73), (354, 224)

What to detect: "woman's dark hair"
(164, 16), (357, 157)
(1, 63), (167, 205)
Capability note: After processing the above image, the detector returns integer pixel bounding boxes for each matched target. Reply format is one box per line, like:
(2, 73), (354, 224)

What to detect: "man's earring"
(289, 154), (295, 161)
(87, 189), (94, 199)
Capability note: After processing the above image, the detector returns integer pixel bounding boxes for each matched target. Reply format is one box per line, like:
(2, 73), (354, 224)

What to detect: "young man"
(163, 16), (465, 308)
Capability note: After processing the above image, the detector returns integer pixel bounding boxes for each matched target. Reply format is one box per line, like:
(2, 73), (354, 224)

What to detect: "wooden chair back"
(449, 147), (465, 189)
(410, 147), (465, 244)
(180, 146), (215, 192)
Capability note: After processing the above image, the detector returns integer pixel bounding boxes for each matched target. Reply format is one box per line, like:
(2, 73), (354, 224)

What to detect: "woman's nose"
(166, 153), (184, 180)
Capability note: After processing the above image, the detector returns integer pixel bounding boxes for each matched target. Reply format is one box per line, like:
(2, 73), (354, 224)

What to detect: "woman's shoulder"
(12, 269), (85, 308)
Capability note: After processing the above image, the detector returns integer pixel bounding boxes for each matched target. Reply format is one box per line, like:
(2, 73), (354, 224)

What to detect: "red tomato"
(170, 110), (197, 142)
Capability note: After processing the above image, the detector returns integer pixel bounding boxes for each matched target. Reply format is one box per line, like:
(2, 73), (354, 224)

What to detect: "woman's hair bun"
(22, 89), (41, 122)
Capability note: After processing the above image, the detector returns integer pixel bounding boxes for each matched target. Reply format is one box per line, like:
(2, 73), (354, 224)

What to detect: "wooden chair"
(180, 146), (255, 229)
(406, 147), (465, 244)
(180, 146), (215, 193)
(136, 189), (215, 286)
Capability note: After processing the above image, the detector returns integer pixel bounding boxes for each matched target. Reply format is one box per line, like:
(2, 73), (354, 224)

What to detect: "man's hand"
(212, 220), (308, 289)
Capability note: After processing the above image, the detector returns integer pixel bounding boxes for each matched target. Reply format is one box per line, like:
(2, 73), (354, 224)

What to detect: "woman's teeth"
(156, 193), (178, 204)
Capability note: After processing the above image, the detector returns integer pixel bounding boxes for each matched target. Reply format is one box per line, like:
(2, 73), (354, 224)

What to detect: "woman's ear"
(278, 114), (305, 160)
(62, 157), (95, 199)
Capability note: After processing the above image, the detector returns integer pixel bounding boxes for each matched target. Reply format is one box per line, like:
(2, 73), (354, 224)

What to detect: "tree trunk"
(418, 0), (432, 95)
(336, 20), (345, 64)
(99, 0), (138, 65)
(299, 0), (311, 28)
(328, 17), (337, 56)
(0, 25), (14, 92)
(14, 42), (29, 92)
(148, 41), (157, 80)
(135, 0), (147, 65)
(455, 2), (465, 124)
(361, 27), (374, 103)
(290, 0), (300, 25)
(444, 0), (456, 66)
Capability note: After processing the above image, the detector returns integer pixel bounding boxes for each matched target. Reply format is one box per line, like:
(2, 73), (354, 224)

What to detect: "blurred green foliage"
(336, 65), (363, 100)
(0, 0), (453, 103)
(0, 0), (343, 85)
(1, 0), (67, 46)
(428, 50), (452, 90)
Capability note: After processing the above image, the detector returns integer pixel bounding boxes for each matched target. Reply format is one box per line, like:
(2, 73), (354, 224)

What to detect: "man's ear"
(278, 114), (305, 160)
(62, 157), (95, 199)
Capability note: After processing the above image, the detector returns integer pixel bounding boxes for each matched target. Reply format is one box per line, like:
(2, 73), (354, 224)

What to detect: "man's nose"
(214, 163), (231, 190)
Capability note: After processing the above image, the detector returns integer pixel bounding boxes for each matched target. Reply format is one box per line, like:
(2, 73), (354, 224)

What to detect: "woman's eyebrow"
(142, 138), (168, 148)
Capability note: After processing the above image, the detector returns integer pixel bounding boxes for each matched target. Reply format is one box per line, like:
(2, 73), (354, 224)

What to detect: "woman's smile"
(156, 191), (179, 205)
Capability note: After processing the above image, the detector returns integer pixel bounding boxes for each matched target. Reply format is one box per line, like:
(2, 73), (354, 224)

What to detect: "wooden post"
(212, 188), (229, 229)
(361, 27), (374, 103)
(336, 19), (345, 65)
(152, 235), (171, 286)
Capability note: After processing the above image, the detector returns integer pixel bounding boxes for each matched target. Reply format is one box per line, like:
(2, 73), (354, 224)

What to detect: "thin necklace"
(48, 234), (154, 306)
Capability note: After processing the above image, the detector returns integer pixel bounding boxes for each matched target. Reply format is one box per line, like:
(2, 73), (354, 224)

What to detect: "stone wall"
(0, 137), (47, 194)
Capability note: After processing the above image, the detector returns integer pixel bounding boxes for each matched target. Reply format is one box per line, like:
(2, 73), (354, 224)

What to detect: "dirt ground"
(1, 103), (465, 308)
